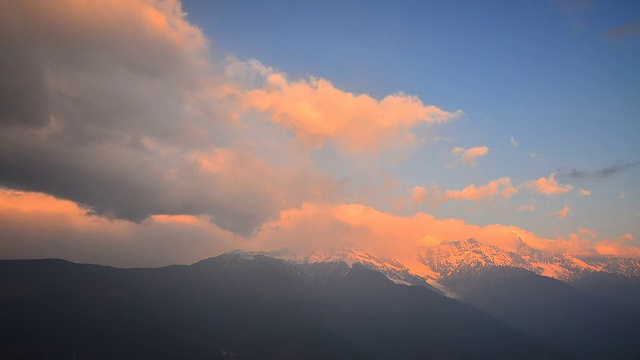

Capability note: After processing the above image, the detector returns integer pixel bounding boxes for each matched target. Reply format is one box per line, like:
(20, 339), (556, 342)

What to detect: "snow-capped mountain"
(417, 236), (640, 281)
(417, 238), (534, 279)
(253, 236), (640, 286)
(579, 256), (640, 277)
(513, 236), (597, 280)
(270, 247), (431, 287)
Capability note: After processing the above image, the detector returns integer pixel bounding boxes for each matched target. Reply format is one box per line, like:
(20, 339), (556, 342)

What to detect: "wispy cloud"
(510, 136), (518, 147)
(547, 203), (571, 219)
(603, 23), (640, 40)
(579, 188), (591, 196)
(559, 160), (640, 179)
(449, 146), (489, 167)
(516, 204), (535, 212)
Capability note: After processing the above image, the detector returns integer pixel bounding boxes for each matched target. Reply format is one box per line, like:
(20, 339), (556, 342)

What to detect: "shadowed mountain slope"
(0, 253), (569, 359)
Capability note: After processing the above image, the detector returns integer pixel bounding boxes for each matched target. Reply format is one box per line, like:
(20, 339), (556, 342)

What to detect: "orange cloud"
(251, 203), (618, 275)
(525, 173), (573, 195)
(242, 72), (462, 154)
(0, 189), (239, 267)
(411, 186), (428, 205)
(579, 188), (591, 196)
(2, 190), (639, 271)
(443, 177), (517, 201)
(416, 177), (518, 207)
(593, 234), (640, 257)
(547, 203), (571, 219)
(450, 146), (489, 166)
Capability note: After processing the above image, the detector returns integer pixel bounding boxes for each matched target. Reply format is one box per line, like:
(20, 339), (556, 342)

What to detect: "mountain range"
(1, 238), (639, 359)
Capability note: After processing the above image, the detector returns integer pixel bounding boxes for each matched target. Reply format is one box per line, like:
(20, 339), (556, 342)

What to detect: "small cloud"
(516, 204), (535, 212)
(529, 152), (542, 161)
(579, 188), (591, 196)
(416, 177), (518, 208)
(547, 203), (571, 219)
(411, 186), (427, 205)
(579, 228), (597, 238)
(619, 193), (626, 200)
(525, 173), (573, 195)
(603, 23), (640, 41)
(510, 136), (518, 147)
(449, 146), (489, 167)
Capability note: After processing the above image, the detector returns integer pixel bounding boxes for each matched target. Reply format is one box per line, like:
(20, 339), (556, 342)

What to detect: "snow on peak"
(417, 237), (625, 281)
(418, 238), (533, 279)
(277, 246), (427, 286)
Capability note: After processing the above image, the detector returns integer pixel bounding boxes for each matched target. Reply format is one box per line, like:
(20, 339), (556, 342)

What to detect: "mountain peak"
(419, 239), (533, 279)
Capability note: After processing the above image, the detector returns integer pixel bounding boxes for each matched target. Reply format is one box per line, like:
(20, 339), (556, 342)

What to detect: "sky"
(0, 0), (639, 269)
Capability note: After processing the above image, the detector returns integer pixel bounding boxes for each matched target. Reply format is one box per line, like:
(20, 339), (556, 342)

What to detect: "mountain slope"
(442, 266), (640, 360)
(0, 253), (569, 359)
(513, 237), (596, 280)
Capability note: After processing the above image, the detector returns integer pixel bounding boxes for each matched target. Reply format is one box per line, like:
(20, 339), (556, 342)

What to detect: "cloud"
(525, 173), (573, 195)
(411, 186), (428, 205)
(0, 189), (240, 267)
(579, 188), (591, 196)
(510, 136), (518, 147)
(603, 23), (640, 40)
(592, 234), (640, 257)
(449, 146), (489, 167)
(2, 190), (639, 269)
(416, 177), (518, 207)
(559, 160), (640, 179)
(443, 177), (517, 202)
(241, 71), (462, 154)
(547, 203), (571, 219)
(619, 193), (626, 200)
(516, 204), (535, 212)
(0, 0), (347, 235)
(414, 171), (579, 209)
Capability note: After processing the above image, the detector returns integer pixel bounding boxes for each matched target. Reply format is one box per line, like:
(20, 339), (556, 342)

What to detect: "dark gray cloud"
(0, 0), (338, 236)
(558, 160), (640, 180)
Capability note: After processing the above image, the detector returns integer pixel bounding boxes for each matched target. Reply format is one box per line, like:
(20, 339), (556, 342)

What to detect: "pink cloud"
(547, 203), (571, 219)
(411, 186), (428, 205)
(526, 173), (573, 195)
(579, 188), (591, 196)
